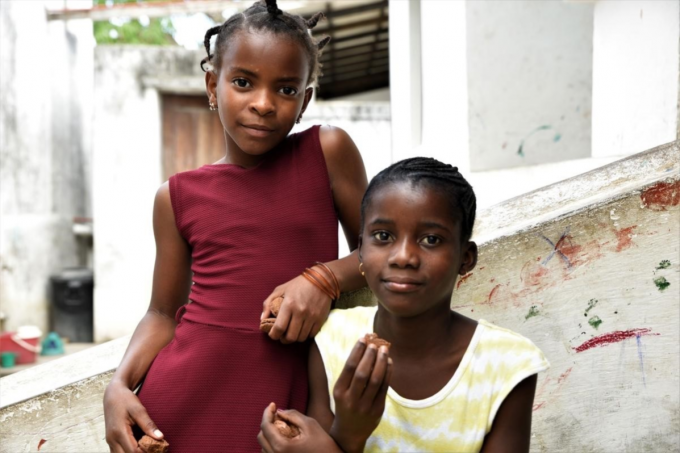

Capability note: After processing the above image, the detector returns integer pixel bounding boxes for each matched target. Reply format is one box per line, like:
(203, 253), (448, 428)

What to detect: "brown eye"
(233, 78), (250, 88)
(372, 231), (391, 242)
(279, 86), (298, 96)
(421, 235), (441, 246)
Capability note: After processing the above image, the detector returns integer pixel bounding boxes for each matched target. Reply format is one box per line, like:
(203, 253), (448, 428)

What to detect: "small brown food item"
(259, 297), (284, 333)
(138, 435), (169, 453)
(274, 413), (301, 438)
(259, 317), (276, 333)
(363, 333), (391, 350)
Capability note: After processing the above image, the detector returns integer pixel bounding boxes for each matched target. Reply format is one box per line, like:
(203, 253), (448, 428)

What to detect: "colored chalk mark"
(553, 133), (561, 142)
(517, 125), (553, 157)
(585, 298), (598, 315)
(525, 305), (539, 320)
(636, 334), (646, 387)
(573, 328), (658, 353)
(539, 227), (572, 267)
(456, 272), (474, 289)
(654, 277), (670, 291)
(588, 316), (602, 329)
(656, 260), (671, 270)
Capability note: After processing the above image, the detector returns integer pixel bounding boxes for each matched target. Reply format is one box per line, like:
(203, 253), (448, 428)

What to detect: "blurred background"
(0, 0), (677, 364)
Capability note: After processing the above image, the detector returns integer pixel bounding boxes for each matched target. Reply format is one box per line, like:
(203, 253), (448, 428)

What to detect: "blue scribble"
(539, 227), (572, 268)
(636, 334), (646, 388)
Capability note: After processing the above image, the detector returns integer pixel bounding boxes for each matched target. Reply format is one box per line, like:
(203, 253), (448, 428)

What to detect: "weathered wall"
(2, 141), (677, 452)
(466, 0), (594, 171)
(0, 1), (93, 333)
(592, 0), (679, 158)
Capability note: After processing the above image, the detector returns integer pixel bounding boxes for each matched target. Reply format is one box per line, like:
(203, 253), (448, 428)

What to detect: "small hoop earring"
(359, 262), (365, 277)
(209, 101), (217, 111)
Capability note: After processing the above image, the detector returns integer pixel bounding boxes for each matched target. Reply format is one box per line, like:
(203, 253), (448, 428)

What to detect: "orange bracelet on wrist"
(301, 262), (341, 302)
(302, 269), (336, 301)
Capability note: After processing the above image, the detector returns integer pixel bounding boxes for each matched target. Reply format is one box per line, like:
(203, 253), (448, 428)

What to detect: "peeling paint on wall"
(640, 181), (680, 210)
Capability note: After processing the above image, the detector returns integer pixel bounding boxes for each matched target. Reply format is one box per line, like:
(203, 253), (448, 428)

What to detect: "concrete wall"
(466, 0), (594, 171)
(0, 1), (93, 334)
(2, 141), (676, 452)
(592, 0), (679, 158)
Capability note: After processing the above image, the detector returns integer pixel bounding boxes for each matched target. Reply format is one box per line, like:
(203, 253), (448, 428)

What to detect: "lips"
(242, 123), (275, 138)
(382, 276), (423, 293)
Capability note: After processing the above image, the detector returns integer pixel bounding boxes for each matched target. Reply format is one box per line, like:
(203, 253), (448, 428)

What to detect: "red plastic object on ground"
(0, 326), (42, 365)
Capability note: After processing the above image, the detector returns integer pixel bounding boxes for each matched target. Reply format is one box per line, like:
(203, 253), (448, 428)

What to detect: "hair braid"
(361, 157), (477, 242)
(199, 0), (330, 84)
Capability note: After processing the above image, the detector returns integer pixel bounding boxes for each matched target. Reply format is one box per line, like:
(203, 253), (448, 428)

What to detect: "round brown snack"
(260, 297), (284, 333)
(259, 317), (276, 333)
(138, 435), (169, 453)
(274, 413), (301, 438)
(270, 296), (284, 317)
(363, 333), (391, 350)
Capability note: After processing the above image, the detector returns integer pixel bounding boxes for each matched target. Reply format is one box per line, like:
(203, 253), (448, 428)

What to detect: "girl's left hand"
(262, 275), (332, 344)
(258, 403), (342, 453)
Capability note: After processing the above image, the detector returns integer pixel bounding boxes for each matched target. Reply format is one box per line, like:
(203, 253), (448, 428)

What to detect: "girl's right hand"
(329, 338), (393, 453)
(104, 380), (163, 453)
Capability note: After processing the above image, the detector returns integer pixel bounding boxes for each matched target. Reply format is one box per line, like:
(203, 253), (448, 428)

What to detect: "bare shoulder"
(153, 181), (178, 231)
(318, 125), (366, 183)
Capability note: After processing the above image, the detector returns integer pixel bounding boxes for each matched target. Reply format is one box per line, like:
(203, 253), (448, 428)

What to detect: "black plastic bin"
(50, 268), (94, 342)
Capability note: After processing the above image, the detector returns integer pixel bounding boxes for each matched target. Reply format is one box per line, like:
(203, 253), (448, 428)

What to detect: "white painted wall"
(466, 0), (594, 171)
(92, 47), (165, 342)
(592, 0), (679, 158)
(0, 1), (93, 334)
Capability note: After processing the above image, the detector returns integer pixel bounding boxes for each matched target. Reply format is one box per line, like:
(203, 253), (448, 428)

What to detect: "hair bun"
(265, 0), (282, 16)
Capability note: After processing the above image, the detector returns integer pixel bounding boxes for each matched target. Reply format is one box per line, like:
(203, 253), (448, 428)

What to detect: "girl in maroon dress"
(103, 1), (368, 451)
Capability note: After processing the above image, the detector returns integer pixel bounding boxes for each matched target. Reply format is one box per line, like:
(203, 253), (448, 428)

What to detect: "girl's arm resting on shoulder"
(263, 126), (368, 343)
(104, 182), (192, 453)
(319, 125), (368, 293)
(480, 374), (538, 453)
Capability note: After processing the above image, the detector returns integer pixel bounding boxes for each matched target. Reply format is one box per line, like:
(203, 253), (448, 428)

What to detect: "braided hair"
(361, 157), (477, 242)
(200, 0), (331, 85)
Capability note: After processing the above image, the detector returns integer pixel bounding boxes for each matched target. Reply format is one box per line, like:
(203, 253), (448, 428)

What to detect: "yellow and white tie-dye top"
(314, 306), (549, 453)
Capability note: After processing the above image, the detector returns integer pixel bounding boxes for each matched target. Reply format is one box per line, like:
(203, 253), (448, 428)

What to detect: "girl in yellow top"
(258, 157), (549, 453)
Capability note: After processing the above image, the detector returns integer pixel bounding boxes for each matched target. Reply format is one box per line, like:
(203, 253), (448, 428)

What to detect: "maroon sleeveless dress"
(137, 126), (338, 452)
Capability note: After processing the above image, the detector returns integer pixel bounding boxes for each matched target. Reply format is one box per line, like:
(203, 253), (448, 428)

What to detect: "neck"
(374, 299), (458, 359)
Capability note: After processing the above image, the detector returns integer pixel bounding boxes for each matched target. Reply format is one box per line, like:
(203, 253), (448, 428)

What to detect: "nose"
(388, 237), (420, 269)
(250, 89), (275, 116)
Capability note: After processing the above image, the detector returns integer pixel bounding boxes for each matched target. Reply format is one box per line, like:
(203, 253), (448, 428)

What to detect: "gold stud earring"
(359, 262), (365, 277)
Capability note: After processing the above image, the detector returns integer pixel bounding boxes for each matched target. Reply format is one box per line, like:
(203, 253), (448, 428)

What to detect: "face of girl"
(360, 182), (477, 318)
(206, 30), (312, 166)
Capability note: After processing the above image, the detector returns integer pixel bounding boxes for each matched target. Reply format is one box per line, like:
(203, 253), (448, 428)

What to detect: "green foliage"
(93, 0), (176, 45)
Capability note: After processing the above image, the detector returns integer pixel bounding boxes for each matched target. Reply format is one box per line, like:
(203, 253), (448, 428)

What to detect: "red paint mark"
(614, 225), (637, 252)
(557, 367), (573, 384)
(487, 284), (502, 304)
(490, 278), (496, 283)
(536, 256), (541, 261)
(532, 401), (546, 411)
(641, 181), (680, 211)
(38, 439), (47, 451)
(456, 272), (473, 289)
(573, 328), (658, 353)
